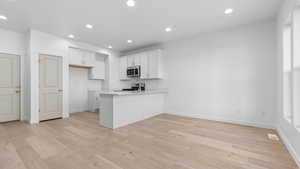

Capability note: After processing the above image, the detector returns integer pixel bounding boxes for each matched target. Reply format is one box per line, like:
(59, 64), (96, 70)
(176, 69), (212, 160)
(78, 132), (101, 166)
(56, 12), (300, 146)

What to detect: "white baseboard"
(277, 126), (300, 168)
(165, 112), (275, 129)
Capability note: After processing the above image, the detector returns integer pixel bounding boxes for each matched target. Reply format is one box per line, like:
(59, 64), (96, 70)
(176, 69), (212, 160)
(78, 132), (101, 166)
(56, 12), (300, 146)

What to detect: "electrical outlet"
(268, 133), (279, 141)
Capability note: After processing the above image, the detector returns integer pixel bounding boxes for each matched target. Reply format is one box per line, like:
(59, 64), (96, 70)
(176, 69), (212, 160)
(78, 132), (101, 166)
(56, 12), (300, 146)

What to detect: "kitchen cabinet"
(127, 54), (141, 67)
(133, 54), (141, 66)
(120, 49), (163, 80)
(68, 47), (82, 66)
(140, 53), (148, 79)
(82, 51), (95, 67)
(127, 55), (135, 67)
(89, 54), (105, 80)
(147, 50), (163, 79)
(69, 47), (106, 80)
(69, 47), (95, 67)
(120, 56), (130, 80)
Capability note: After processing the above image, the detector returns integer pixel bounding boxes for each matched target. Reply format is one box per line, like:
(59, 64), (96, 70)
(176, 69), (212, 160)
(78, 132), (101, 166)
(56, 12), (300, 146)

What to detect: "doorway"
(0, 53), (20, 122)
(39, 54), (63, 121)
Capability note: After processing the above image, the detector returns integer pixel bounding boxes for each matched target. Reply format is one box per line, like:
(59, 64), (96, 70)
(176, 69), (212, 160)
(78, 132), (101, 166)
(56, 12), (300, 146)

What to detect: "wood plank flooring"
(0, 112), (298, 169)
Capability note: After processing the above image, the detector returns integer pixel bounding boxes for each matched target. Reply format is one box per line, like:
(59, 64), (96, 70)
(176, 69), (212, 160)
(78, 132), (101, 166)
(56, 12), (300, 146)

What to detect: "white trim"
(277, 126), (300, 168)
(165, 112), (275, 129)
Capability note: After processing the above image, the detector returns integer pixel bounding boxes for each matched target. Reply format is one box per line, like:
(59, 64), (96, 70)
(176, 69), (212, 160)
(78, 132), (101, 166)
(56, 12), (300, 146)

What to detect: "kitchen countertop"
(99, 89), (168, 96)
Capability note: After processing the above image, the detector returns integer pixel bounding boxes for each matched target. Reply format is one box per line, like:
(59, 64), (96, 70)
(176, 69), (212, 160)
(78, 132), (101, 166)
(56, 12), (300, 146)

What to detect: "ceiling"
(0, 0), (282, 52)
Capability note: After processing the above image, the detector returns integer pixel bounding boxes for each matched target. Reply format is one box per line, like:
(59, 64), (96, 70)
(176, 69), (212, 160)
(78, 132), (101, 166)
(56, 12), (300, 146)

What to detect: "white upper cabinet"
(82, 51), (95, 67)
(69, 47), (92, 67)
(69, 47), (106, 80)
(147, 50), (163, 79)
(68, 48), (82, 66)
(133, 54), (141, 66)
(89, 54), (105, 80)
(120, 56), (129, 80)
(140, 53), (148, 79)
(127, 54), (141, 67)
(120, 49), (163, 80)
(127, 55), (135, 67)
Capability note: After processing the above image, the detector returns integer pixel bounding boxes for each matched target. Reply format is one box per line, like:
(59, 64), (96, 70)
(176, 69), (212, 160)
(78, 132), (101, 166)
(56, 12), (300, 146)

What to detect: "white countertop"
(99, 89), (168, 96)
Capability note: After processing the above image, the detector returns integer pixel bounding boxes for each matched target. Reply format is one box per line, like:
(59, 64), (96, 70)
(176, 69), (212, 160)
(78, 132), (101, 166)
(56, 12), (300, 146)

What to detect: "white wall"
(28, 29), (119, 123)
(160, 20), (277, 129)
(0, 28), (28, 121)
(69, 67), (102, 113)
(293, 6), (300, 127)
(277, 0), (300, 166)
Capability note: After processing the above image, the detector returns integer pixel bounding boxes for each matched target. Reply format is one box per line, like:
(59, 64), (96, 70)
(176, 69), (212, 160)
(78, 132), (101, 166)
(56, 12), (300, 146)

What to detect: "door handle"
(16, 90), (20, 94)
(58, 89), (63, 92)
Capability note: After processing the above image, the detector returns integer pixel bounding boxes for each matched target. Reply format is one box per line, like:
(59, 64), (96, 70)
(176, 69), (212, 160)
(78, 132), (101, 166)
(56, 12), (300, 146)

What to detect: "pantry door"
(0, 53), (20, 122)
(39, 54), (63, 121)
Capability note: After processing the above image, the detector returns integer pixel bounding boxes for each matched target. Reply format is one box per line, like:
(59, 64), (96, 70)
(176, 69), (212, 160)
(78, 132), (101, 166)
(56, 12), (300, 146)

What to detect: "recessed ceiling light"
(0, 15), (8, 21)
(68, 34), (75, 39)
(108, 45), (113, 49)
(86, 24), (93, 29)
(224, 8), (234, 15)
(127, 40), (133, 43)
(165, 27), (172, 32)
(126, 0), (136, 7)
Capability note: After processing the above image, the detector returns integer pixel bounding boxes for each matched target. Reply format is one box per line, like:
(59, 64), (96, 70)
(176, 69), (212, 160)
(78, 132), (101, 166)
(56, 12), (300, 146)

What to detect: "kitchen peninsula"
(99, 90), (167, 129)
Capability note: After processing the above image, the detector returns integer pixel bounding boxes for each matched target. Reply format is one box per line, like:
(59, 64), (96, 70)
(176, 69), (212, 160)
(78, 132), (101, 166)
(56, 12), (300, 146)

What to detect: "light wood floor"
(0, 112), (298, 169)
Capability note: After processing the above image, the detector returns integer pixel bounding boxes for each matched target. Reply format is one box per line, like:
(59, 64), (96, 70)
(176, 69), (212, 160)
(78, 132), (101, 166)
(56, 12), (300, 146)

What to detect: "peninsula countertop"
(99, 89), (168, 96)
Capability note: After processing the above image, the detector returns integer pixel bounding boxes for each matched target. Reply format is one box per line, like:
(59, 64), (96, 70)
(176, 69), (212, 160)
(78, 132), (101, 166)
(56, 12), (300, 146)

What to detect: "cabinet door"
(148, 51), (159, 79)
(90, 56), (105, 80)
(148, 50), (163, 79)
(82, 51), (95, 67)
(140, 53), (148, 79)
(69, 48), (82, 66)
(127, 55), (135, 67)
(133, 54), (141, 66)
(120, 56), (129, 80)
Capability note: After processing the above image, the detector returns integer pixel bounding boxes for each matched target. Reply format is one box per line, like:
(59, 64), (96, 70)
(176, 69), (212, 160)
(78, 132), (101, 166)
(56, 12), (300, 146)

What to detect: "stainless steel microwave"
(127, 66), (141, 78)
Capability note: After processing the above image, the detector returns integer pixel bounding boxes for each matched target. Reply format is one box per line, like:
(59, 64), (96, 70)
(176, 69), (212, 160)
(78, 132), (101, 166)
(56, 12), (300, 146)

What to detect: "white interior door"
(39, 54), (63, 121)
(0, 53), (20, 122)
